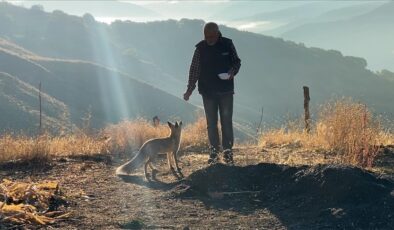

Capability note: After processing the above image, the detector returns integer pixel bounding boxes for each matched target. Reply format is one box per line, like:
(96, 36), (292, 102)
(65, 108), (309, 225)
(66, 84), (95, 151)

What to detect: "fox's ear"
(167, 121), (173, 128)
(179, 121), (183, 126)
(175, 121), (179, 127)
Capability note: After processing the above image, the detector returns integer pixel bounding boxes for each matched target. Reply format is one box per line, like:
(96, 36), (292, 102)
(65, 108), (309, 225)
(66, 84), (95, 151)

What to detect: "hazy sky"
(10, 0), (387, 33)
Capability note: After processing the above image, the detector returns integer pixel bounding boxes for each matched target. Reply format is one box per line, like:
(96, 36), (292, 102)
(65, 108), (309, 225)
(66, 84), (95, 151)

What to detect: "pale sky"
(8, 0), (387, 34)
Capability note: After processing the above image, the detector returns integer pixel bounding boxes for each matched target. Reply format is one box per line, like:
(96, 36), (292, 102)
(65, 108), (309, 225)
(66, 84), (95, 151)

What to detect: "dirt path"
(1, 147), (393, 229)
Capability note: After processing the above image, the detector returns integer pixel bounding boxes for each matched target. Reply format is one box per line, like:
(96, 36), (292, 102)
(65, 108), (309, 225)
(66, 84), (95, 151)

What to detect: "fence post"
(303, 86), (310, 133)
(39, 82), (42, 133)
(256, 106), (264, 136)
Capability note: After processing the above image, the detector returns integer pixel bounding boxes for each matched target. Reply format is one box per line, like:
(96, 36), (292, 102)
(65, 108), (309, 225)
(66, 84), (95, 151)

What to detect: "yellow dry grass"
(180, 116), (208, 149)
(376, 130), (394, 146)
(1, 99), (392, 169)
(0, 117), (208, 163)
(259, 98), (394, 167)
(0, 133), (109, 163)
(103, 116), (208, 154)
(103, 118), (170, 154)
(259, 128), (327, 150)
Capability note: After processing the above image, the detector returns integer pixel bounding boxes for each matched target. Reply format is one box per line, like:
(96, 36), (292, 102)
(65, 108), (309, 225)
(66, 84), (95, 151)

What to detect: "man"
(183, 22), (241, 165)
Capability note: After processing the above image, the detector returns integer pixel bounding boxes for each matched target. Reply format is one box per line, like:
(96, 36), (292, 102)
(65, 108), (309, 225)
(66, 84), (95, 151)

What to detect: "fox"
(115, 121), (184, 181)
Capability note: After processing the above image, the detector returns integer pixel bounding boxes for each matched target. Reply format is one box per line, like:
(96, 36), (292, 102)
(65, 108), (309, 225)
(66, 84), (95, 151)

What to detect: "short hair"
(204, 22), (219, 33)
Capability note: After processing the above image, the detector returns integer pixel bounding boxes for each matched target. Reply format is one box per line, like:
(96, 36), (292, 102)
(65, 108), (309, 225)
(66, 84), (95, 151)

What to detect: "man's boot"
(208, 146), (219, 164)
(222, 149), (234, 165)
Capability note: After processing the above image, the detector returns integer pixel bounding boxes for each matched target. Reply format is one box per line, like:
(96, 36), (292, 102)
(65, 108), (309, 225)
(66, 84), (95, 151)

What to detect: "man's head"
(204, 22), (220, 46)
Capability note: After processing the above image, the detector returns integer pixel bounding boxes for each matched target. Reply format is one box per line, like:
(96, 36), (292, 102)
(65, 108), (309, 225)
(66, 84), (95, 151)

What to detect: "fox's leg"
(147, 162), (159, 180)
(167, 152), (178, 177)
(148, 162), (157, 171)
(172, 150), (184, 178)
(166, 152), (174, 171)
(144, 159), (151, 181)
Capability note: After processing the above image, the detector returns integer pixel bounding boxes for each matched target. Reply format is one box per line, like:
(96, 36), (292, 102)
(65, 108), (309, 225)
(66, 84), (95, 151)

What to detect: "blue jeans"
(202, 93), (234, 151)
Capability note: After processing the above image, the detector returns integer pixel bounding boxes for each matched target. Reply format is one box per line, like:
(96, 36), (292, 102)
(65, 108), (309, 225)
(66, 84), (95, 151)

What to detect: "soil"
(0, 147), (393, 229)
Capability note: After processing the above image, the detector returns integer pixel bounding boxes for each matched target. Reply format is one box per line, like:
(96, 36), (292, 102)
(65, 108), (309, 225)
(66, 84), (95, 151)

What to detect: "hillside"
(0, 39), (200, 132)
(209, 1), (306, 21)
(282, 1), (394, 71)
(1, 2), (394, 128)
(239, 2), (383, 35)
(0, 72), (70, 133)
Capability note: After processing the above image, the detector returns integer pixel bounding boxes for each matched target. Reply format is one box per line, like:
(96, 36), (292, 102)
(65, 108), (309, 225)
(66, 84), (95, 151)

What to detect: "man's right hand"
(183, 91), (192, 101)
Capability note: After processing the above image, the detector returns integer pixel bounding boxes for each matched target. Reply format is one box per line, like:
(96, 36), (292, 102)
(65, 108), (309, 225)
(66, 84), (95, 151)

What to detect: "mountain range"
(281, 1), (394, 71)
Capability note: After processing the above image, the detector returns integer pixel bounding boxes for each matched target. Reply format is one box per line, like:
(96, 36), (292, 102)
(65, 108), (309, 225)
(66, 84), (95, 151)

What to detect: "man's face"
(204, 30), (219, 46)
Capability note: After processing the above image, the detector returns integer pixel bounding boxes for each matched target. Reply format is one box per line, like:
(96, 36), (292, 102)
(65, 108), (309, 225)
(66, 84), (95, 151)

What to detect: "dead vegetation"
(103, 116), (208, 155)
(0, 133), (109, 164)
(259, 98), (394, 167)
(0, 179), (70, 227)
(0, 99), (392, 168)
(0, 116), (208, 164)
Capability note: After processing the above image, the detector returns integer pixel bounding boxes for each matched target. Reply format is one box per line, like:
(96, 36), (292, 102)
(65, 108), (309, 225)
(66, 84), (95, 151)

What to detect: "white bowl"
(218, 73), (230, 80)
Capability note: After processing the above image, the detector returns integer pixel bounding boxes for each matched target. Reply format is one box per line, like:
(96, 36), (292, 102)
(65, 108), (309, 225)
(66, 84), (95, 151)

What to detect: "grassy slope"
(0, 39), (201, 132)
(0, 72), (70, 133)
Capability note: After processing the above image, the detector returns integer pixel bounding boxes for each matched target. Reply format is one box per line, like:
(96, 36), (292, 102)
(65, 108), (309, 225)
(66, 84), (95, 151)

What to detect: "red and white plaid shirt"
(186, 39), (241, 93)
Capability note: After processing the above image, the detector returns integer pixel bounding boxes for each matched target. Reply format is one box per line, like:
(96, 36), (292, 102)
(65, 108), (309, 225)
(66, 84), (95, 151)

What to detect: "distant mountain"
(209, 1), (307, 21)
(310, 2), (384, 23)
(132, 1), (227, 20)
(1, 2), (394, 133)
(377, 69), (394, 82)
(282, 1), (394, 71)
(0, 38), (200, 133)
(239, 1), (383, 35)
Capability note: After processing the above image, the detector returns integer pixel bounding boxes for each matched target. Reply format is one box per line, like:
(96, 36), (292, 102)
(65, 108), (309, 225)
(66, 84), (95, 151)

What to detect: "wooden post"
(256, 106), (264, 136)
(303, 86), (310, 133)
(39, 82), (42, 133)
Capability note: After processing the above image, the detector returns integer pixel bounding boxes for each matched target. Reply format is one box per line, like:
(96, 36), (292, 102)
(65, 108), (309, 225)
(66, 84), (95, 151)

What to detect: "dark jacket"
(194, 34), (241, 96)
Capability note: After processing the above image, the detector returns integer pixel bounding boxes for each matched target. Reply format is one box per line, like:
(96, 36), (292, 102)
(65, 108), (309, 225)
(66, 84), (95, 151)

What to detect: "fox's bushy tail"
(115, 151), (147, 175)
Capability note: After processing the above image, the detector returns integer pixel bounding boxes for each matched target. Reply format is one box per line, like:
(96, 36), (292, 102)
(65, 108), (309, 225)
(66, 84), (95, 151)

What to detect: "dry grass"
(377, 131), (394, 146)
(0, 117), (209, 164)
(180, 116), (208, 150)
(318, 99), (383, 167)
(103, 117), (208, 155)
(2, 99), (392, 169)
(259, 127), (328, 150)
(0, 134), (48, 163)
(259, 98), (394, 167)
(103, 118), (171, 155)
(0, 133), (109, 163)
